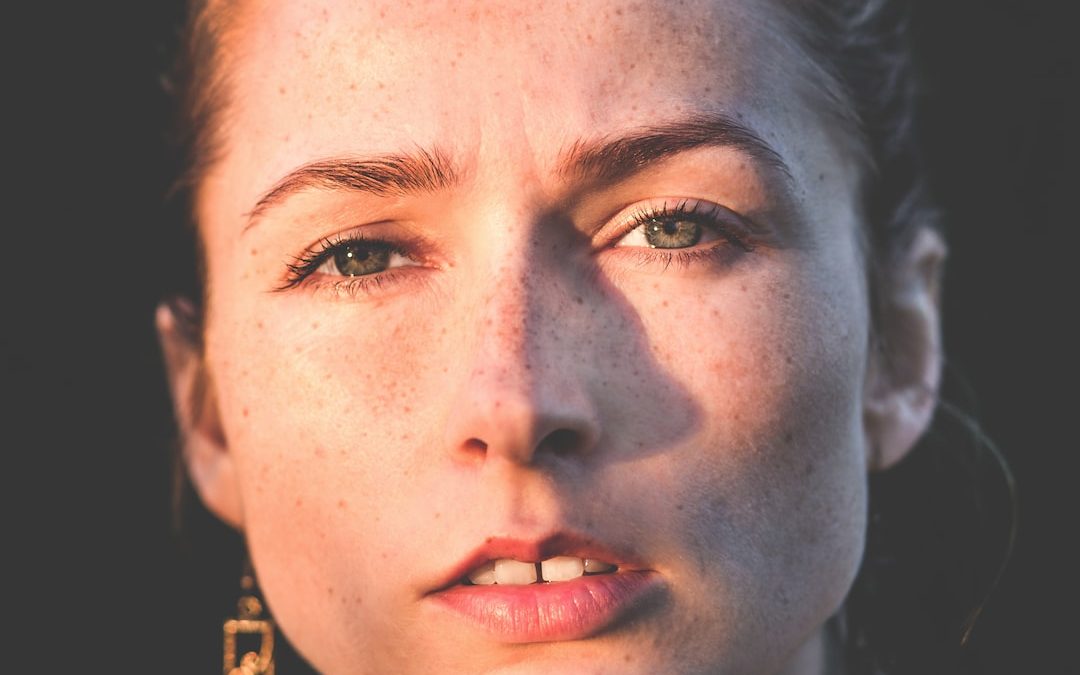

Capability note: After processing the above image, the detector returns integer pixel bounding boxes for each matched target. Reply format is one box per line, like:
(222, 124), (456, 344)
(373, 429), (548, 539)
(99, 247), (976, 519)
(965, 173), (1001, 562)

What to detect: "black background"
(9, 1), (1076, 673)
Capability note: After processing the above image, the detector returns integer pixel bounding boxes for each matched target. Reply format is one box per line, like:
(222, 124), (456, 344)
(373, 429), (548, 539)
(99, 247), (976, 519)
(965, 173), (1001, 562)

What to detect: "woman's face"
(188, 0), (883, 672)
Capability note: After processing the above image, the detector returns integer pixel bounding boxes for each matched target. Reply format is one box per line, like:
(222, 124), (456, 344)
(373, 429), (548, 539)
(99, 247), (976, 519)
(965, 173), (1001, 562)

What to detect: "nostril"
(540, 429), (587, 456)
(463, 438), (488, 456)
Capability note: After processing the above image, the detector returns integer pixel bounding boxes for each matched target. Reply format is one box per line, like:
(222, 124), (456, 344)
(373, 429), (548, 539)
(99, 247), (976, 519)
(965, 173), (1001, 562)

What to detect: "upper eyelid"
(597, 198), (739, 241)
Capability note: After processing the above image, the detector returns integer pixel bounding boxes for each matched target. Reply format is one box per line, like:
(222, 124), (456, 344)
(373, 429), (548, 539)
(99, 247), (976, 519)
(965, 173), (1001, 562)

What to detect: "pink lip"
(426, 533), (664, 643)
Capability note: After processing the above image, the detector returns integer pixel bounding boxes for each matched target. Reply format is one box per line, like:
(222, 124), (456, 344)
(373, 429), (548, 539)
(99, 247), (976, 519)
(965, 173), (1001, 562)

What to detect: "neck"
(777, 614), (847, 675)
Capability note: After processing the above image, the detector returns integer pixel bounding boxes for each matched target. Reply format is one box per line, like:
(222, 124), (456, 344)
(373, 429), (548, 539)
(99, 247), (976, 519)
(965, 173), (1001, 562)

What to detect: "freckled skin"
(196, 0), (874, 673)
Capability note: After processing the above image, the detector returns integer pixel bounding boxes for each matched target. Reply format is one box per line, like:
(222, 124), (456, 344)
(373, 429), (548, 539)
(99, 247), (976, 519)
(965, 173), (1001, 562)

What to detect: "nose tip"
(447, 377), (601, 466)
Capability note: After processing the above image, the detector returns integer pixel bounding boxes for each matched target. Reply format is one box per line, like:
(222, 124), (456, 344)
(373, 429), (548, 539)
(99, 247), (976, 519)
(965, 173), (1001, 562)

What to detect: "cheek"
(203, 292), (456, 651)
(617, 258), (869, 651)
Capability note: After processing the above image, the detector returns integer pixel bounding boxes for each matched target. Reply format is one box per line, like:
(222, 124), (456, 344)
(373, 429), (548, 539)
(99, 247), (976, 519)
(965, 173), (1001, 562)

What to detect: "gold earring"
(223, 568), (275, 675)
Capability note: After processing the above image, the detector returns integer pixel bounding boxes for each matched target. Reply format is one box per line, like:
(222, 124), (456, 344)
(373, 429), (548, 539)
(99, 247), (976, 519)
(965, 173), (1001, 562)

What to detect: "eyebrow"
(558, 112), (793, 186)
(244, 112), (791, 231)
(244, 147), (457, 230)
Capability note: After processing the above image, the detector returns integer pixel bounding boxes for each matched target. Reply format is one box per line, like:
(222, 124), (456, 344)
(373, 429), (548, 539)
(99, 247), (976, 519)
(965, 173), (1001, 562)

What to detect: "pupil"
(334, 243), (390, 276)
(645, 218), (702, 249)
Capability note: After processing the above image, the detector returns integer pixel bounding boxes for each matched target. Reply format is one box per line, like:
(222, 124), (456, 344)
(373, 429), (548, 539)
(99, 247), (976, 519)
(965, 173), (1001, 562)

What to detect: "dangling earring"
(223, 564), (275, 675)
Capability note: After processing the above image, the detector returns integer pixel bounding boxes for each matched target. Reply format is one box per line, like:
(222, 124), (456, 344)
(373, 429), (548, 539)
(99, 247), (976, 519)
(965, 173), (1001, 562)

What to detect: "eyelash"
(613, 200), (754, 270)
(277, 200), (754, 296)
(276, 232), (419, 296)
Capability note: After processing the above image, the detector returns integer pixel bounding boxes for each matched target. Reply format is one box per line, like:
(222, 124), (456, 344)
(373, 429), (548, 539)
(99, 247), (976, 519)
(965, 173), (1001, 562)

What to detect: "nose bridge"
(480, 255), (549, 374)
(446, 226), (599, 466)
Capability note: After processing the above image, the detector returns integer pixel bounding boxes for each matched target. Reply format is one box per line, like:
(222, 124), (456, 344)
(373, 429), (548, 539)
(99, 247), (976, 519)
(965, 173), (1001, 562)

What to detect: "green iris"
(333, 243), (391, 276)
(644, 218), (703, 248)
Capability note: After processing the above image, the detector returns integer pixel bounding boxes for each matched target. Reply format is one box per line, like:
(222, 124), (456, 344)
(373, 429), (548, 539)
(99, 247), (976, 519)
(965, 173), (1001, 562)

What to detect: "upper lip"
(425, 530), (650, 594)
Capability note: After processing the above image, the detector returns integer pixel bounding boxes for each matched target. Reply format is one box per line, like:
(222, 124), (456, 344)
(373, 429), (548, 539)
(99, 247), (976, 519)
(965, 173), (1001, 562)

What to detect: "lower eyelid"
(302, 265), (434, 300)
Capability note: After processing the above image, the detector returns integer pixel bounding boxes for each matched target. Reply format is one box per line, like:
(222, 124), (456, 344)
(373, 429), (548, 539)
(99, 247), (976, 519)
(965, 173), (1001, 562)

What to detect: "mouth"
(426, 533), (664, 643)
(463, 555), (618, 585)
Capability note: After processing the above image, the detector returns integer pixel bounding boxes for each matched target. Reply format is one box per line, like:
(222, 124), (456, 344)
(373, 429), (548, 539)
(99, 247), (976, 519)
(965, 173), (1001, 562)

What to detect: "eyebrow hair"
(558, 112), (793, 187)
(245, 147), (457, 230)
(244, 113), (791, 231)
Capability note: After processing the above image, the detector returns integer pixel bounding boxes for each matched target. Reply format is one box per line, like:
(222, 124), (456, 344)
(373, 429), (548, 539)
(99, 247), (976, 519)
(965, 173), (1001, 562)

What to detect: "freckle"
(278, 86), (286, 95)
(740, 284), (747, 292)
(327, 586), (335, 596)
(295, 497), (303, 507)
(676, 503), (684, 511)
(403, 405), (412, 413)
(785, 355), (793, 365)
(354, 596), (363, 606)
(311, 321), (319, 330)
(377, 81), (386, 90)
(818, 173), (825, 181)
(294, 346), (302, 354)
(315, 447), (326, 458)
(242, 407), (249, 418)
(338, 498), (347, 509)
(662, 300), (669, 307)
(250, 248), (257, 256)
(804, 461), (814, 476)
(434, 511), (441, 519)
(784, 431), (794, 444)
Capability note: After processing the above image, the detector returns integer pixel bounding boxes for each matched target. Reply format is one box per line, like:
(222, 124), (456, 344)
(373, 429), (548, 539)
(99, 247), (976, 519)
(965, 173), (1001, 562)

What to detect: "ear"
(863, 227), (947, 471)
(157, 299), (244, 529)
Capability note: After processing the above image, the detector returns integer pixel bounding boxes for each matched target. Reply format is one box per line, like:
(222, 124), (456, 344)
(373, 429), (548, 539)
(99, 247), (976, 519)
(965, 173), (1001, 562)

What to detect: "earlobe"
(156, 299), (245, 529)
(863, 227), (947, 471)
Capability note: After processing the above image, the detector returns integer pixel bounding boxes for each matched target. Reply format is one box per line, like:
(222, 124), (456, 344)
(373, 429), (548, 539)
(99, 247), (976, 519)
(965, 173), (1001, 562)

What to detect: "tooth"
(540, 556), (585, 582)
(494, 559), (538, 585)
(584, 559), (617, 574)
(468, 560), (496, 585)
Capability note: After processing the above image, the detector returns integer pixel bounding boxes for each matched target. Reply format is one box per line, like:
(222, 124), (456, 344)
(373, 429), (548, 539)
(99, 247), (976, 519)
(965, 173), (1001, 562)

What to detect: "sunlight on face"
(195, 0), (873, 672)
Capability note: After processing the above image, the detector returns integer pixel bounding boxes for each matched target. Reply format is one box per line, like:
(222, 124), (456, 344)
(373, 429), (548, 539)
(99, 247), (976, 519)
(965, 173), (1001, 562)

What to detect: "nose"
(443, 259), (601, 468)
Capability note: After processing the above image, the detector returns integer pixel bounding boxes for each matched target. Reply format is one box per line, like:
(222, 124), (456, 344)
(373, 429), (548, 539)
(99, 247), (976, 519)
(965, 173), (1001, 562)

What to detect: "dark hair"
(162, 1), (1015, 673)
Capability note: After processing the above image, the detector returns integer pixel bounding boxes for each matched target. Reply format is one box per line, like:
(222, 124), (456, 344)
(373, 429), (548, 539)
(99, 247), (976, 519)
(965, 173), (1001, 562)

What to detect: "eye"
(618, 215), (705, 249)
(320, 240), (399, 277)
(278, 233), (421, 293)
(611, 200), (748, 252)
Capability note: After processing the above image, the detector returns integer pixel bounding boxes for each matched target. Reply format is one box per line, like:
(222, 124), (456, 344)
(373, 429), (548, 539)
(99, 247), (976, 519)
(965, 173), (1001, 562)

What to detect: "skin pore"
(159, 0), (945, 673)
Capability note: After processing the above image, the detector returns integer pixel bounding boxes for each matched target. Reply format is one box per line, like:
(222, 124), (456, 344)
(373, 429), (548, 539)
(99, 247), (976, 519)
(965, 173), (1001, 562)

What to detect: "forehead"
(211, 0), (849, 213)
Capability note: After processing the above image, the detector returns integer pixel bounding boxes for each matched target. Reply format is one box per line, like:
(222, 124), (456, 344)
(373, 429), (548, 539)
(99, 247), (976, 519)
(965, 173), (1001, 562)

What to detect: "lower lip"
(429, 571), (662, 643)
